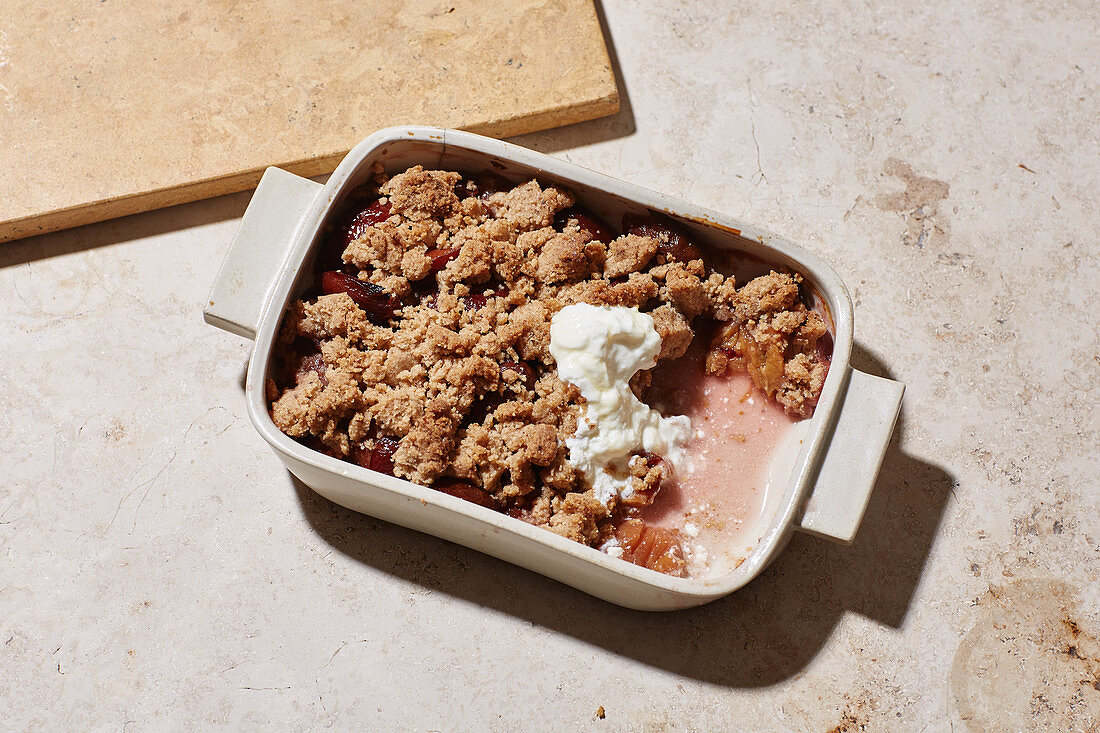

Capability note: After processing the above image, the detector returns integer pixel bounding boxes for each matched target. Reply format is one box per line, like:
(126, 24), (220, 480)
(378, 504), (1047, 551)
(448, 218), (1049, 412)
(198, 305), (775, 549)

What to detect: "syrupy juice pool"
(642, 324), (809, 578)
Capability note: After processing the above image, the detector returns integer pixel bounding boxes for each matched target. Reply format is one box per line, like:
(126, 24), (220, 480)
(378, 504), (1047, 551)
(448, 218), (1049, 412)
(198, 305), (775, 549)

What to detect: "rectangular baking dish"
(204, 126), (903, 611)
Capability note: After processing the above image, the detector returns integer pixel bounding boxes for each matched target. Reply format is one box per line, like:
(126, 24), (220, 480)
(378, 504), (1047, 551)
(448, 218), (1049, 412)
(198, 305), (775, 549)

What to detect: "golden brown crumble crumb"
(548, 491), (609, 544)
(650, 304), (693, 360)
(605, 233), (658, 278)
(536, 231), (605, 284)
(382, 166), (461, 221)
(487, 180), (574, 230)
(267, 167), (832, 561)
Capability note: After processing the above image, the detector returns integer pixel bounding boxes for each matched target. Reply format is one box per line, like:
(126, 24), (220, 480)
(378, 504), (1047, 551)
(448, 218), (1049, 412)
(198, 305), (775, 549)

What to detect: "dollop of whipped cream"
(548, 303), (692, 505)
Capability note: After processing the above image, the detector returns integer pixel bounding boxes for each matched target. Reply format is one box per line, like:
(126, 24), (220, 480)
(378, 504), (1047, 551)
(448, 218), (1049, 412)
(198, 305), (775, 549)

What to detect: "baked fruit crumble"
(267, 164), (831, 577)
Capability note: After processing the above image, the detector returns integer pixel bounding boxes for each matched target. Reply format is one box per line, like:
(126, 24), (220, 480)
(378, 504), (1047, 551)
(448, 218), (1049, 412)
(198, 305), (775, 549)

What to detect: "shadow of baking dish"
(0, 187), (255, 268)
(294, 343), (955, 687)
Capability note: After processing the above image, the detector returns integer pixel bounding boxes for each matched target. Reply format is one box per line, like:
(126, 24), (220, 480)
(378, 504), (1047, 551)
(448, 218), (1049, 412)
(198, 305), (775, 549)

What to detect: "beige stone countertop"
(2, 1), (1097, 730)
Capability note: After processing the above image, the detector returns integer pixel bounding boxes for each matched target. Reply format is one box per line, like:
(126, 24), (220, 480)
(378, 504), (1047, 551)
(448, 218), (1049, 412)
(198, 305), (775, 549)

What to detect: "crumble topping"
(705, 271), (830, 417)
(267, 165), (832, 568)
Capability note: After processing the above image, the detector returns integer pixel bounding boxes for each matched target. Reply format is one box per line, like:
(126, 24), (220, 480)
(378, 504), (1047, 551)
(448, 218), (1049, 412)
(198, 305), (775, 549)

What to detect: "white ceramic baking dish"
(204, 126), (903, 611)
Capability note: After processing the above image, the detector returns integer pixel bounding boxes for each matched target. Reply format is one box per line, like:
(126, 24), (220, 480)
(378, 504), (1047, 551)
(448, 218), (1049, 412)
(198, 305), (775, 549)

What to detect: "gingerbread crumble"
(267, 165), (832, 574)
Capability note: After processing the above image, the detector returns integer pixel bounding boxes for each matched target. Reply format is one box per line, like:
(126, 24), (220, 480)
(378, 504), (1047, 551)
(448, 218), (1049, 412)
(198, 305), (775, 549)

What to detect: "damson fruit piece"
(432, 480), (500, 510)
(456, 179), (478, 199)
(342, 200), (392, 246)
(816, 331), (834, 363)
(425, 247), (460, 271)
(351, 437), (399, 475)
(622, 215), (703, 263)
(294, 352), (328, 387)
(370, 437), (400, 475)
(466, 391), (503, 426)
(315, 240), (356, 277)
(320, 271), (398, 324)
(461, 172), (510, 201)
(499, 360), (536, 390)
(615, 519), (687, 577)
(464, 294), (488, 311)
(555, 207), (616, 244)
(463, 284), (508, 311)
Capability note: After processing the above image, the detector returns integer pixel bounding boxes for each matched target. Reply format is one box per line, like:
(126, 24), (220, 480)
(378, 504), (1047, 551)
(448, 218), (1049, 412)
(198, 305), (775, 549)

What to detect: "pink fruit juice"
(645, 327), (805, 578)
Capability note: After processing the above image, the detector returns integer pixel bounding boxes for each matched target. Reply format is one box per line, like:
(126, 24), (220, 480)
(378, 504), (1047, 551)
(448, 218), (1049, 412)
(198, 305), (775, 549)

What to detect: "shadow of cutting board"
(0, 0), (619, 242)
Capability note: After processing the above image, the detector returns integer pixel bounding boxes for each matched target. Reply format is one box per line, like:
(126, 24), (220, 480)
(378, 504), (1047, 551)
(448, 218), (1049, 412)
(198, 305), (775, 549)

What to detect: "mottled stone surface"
(0, 0), (617, 241)
(1, 1), (1097, 729)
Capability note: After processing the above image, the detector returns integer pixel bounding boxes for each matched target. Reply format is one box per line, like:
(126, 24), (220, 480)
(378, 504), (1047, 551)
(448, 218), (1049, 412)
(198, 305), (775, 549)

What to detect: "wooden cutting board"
(0, 0), (618, 242)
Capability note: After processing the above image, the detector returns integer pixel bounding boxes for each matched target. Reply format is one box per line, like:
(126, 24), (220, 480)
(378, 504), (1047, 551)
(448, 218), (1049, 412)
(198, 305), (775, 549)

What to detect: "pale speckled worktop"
(2, 1), (1097, 730)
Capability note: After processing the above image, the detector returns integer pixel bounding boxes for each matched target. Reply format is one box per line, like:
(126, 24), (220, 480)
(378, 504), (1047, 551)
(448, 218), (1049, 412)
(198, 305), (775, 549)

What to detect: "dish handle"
(203, 167), (322, 340)
(798, 368), (904, 544)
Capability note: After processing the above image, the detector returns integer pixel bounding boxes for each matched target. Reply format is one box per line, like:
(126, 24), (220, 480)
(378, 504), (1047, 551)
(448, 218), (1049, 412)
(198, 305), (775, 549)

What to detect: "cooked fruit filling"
(267, 165), (831, 577)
